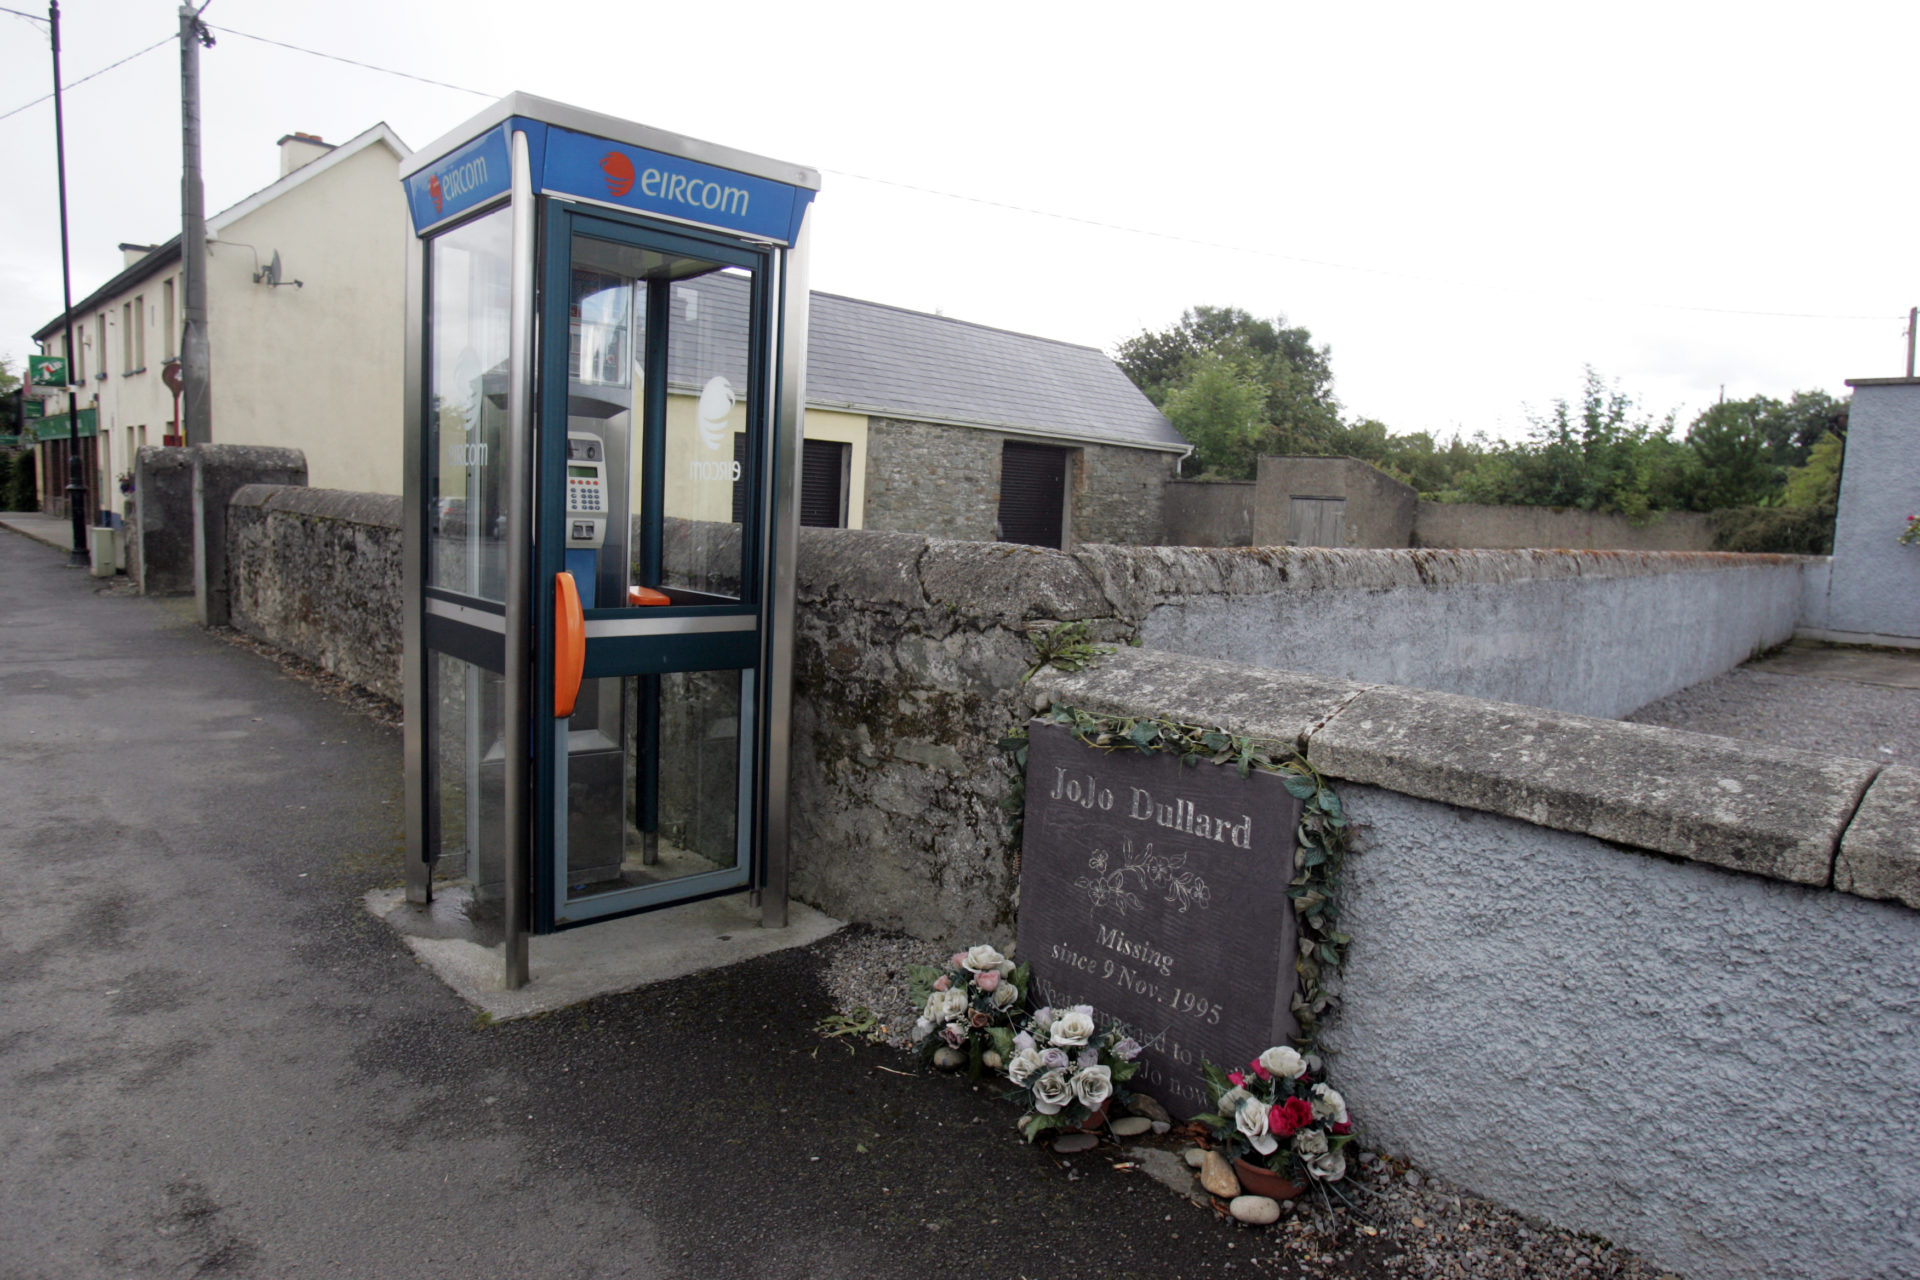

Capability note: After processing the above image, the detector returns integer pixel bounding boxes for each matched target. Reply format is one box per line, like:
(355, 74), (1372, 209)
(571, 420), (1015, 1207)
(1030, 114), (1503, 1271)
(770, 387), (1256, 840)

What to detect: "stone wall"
(1164, 480), (1254, 547)
(133, 446), (196, 596)
(1414, 501), (1717, 552)
(860, 416), (1172, 547)
(1030, 648), (1916, 1280)
(1255, 455), (1418, 549)
(227, 485), (404, 702)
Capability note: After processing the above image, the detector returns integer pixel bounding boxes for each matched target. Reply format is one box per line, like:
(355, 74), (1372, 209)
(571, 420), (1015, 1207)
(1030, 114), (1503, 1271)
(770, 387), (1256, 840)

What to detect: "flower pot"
(1069, 1099), (1112, 1134)
(1233, 1157), (1306, 1201)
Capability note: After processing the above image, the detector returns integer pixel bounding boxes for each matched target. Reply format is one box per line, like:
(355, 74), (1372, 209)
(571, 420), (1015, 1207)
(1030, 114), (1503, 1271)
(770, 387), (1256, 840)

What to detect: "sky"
(1, 0), (1915, 444)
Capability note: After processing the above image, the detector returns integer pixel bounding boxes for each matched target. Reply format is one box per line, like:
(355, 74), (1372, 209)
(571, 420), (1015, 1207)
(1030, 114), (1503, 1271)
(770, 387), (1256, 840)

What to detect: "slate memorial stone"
(1017, 721), (1302, 1119)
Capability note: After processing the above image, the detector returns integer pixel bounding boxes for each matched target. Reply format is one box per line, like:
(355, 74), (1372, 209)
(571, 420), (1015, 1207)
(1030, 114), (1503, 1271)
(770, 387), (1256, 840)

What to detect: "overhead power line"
(0, 33), (172, 122)
(205, 24), (495, 99)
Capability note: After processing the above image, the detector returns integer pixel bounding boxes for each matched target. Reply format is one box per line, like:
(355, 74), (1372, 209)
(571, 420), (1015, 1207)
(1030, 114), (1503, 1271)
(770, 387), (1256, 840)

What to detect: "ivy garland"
(1001, 704), (1354, 1047)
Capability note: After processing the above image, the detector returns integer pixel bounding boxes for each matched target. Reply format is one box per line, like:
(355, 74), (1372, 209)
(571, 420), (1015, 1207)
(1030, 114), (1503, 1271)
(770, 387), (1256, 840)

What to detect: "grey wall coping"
(1835, 765), (1920, 909)
(231, 484), (403, 527)
(1032, 647), (1899, 903)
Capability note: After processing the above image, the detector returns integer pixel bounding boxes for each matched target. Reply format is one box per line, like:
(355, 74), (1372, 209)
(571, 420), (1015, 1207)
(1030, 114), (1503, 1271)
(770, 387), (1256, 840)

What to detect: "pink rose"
(1227, 1070), (1246, 1088)
(932, 976), (950, 991)
(951, 953), (968, 968)
(1251, 1060), (1272, 1081)
(974, 970), (1001, 992)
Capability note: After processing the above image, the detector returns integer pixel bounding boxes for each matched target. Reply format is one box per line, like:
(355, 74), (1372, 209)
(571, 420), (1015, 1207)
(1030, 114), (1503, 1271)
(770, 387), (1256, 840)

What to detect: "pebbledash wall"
(219, 492), (1918, 1280)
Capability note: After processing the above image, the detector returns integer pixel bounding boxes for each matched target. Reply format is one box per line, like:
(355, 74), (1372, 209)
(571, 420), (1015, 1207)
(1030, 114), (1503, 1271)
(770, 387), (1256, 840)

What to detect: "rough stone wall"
(860, 418), (1003, 541)
(1414, 501), (1717, 552)
(133, 446), (196, 596)
(1325, 786), (1919, 1280)
(1164, 480), (1255, 547)
(1071, 442), (1173, 546)
(1820, 379), (1920, 640)
(227, 486), (404, 703)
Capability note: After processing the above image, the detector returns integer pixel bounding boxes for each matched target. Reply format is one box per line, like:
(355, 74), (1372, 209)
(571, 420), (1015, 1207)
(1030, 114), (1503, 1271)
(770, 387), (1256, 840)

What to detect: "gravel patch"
(817, 924), (1682, 1279)
(1625, 665), (1918, 766)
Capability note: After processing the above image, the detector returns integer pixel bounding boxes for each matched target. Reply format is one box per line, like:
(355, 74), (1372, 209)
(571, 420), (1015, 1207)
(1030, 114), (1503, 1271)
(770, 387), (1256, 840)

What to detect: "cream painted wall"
(208, 139), (409, 494)
(48, 275), (181, 510)
(643, 399), (870, 529)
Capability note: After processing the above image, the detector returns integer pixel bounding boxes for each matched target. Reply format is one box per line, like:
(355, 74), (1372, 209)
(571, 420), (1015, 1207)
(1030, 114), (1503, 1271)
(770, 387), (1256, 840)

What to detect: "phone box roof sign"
(405, 118), (813, 246)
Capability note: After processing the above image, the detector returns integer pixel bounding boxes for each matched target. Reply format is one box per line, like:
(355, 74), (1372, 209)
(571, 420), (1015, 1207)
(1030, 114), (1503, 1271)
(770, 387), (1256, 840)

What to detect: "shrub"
(1708, 504), (1834, 555)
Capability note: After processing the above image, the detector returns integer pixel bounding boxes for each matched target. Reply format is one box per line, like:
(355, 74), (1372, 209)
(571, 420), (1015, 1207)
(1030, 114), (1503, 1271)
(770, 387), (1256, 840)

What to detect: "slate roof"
(807, 293), (1186, 452)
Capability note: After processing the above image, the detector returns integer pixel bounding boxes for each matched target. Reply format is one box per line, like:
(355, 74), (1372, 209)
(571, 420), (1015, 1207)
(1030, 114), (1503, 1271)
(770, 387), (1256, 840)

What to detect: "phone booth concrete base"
(398, 95), (818, 989)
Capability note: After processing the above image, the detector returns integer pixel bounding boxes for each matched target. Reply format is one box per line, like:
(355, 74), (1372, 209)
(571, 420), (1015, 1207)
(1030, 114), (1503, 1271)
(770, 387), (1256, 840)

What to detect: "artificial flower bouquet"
(909, 944), (1029, 1077)
(1195, 1044), (1353, 1185)
(1003, 1003), (1143, 1142)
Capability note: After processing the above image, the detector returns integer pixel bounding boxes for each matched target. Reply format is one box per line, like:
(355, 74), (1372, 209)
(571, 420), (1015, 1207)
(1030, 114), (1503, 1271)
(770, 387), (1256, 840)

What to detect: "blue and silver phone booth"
(398, 94), (818, 987)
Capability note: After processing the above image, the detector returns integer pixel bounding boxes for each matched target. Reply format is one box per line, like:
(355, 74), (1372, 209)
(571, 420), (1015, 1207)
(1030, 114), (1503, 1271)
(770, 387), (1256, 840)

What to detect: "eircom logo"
(429, 174), (444, 215)
(601, 152), (635, 198)
(697, 377), (734, 451)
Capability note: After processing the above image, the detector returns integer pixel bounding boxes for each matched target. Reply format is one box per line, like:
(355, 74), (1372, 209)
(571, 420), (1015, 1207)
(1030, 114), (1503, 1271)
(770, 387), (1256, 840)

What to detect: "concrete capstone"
(1835, 765), (1920, 908)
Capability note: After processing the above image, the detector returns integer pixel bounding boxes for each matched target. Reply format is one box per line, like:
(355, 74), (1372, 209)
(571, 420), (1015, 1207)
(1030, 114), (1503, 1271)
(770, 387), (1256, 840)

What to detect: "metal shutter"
(730, 433), (748, 525)
(800, 439), (848, 528)
(997, 441), (1068, 549)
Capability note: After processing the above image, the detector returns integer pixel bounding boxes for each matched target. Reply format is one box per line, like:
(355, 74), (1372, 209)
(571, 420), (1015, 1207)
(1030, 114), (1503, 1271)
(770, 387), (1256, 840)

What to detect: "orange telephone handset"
(627, 585), (671, 607)
(554, 572), (585, 718)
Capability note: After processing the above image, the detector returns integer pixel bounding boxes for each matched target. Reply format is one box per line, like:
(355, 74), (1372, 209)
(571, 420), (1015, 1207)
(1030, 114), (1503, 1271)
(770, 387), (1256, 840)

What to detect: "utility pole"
(178, 4), (214, 447)
(48, 0), (85, 565)
(1906, 306), (1916, 379)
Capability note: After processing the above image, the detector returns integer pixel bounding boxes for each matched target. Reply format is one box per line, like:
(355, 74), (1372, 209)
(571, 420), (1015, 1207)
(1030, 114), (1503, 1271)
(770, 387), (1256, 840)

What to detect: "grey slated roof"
(806, 292), (1187, 452)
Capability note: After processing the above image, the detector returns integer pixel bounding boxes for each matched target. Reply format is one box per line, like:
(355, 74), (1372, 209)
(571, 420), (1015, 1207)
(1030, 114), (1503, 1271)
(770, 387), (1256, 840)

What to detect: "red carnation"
(1227, 1070), (1246, 1088)
(1332, 1121), (1352, 1135)
(1270, 1096), (1316, 1138)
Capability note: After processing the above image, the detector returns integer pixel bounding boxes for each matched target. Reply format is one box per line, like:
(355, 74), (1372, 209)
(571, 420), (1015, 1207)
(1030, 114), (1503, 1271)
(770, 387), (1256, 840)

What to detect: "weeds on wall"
(1020, 620), (1114, 682)
(1000, 683), (1356, 1047)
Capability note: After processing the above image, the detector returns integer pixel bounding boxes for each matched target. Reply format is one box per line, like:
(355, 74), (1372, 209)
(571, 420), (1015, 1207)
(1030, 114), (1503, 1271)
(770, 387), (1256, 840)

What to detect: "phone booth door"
(535, 209), (771, 929)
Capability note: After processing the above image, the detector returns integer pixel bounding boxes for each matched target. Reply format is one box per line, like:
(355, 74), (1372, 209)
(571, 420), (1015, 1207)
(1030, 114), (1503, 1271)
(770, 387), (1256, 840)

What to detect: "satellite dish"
(265, 250), (282, 286)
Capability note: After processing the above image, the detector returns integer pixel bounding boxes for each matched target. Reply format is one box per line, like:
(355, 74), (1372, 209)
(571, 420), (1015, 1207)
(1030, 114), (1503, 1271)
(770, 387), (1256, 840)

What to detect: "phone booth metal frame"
(398, 94), (818, 987)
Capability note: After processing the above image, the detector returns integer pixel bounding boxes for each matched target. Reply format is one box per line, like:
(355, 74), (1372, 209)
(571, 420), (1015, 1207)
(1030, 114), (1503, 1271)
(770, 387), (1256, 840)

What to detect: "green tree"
(1685, 400), (1780, 509)
(1158, 352), (1269, 477)
(1781, 430), (1844, 509)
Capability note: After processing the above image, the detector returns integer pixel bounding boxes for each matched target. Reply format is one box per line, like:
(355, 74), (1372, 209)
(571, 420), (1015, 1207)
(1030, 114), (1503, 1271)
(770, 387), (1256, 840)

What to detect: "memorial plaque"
(1017, 721), (1301, 1118)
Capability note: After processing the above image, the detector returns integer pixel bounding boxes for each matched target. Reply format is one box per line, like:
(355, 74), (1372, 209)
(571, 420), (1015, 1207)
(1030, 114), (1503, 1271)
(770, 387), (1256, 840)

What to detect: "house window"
(800, 439), (850, 528)
(162, 278), (176, 359)
(997, 441), (1072, 549)
(130, 295), (145, 370)
(96, 312), (107, 378)
(74, 324), (85, 382)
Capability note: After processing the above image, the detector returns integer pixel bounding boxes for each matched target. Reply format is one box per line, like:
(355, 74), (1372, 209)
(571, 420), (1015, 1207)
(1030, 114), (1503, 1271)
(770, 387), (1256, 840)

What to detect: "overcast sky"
(2, 0), (1914, 443)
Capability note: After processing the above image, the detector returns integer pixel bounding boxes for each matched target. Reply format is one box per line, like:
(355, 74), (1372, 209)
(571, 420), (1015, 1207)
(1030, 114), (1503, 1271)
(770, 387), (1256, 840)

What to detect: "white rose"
(1216, 1086), (1252, 1116)
(1030, 1007), (1056, 1032)
(1030, 1070), (1073, 1115)
(1305, 1148), (1347, 1181)
(1293, 1128), (1329, 1158)
(1049, 1010), (1096, 1047)
(1071, 1065), (1112, 1109)
(1258, 1046), (1306, 1079)
(962, 945), (1008, 974)
(911, 1018), (933, 1041)
(923, 988), (968, 1024)
(1006, 1047), (1045, 1085)
(1311, 1083), (1348, 1125)
(990, 981), (1019, 1009)
(1235, 1096), (1278, 1156)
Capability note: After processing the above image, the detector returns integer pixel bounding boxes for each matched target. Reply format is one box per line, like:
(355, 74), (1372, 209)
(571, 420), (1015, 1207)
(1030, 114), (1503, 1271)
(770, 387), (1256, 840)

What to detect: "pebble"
(1229, 1194), (1281, 1225)
(1150, 1120), (1170, 1134)
(1183, 1148), (1207, 1170)
(1125, 1093), (1172, 1124)
(1198, 1149), (1241, 1199)
(930, 1046), (965, 1070)
(1406, 1170), (1422, 1188)
(1109, 1116), (1153, 1137)
(1052, 1132), (1098, 1154)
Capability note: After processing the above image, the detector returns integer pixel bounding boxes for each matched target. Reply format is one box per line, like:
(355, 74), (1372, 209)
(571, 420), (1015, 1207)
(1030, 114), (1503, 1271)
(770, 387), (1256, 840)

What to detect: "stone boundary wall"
(1413, 500), (1717, 552)
(227, 485), (404, 703)
(1163, 479), (1255, 547)
(1030, 648), (1917, 1280)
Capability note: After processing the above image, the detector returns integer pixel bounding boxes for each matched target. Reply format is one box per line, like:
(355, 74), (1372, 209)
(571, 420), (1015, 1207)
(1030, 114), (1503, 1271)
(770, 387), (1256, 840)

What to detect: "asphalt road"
(0, 533), (1284, 1280)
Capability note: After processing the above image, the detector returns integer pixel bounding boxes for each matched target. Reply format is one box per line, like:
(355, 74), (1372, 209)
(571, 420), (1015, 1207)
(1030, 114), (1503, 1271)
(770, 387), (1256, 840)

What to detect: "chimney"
(118, 242), (157, 268)
(277, 131), (334, 177)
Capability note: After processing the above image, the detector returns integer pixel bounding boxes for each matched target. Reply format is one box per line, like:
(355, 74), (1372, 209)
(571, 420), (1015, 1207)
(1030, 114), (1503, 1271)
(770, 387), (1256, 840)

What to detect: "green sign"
(23, 398), (44, 419)
(27, 354), (67, 387)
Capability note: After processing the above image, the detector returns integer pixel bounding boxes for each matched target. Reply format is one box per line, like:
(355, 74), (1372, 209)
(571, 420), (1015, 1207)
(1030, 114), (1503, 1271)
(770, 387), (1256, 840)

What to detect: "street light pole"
(178, 4), (213, 448)
(48, 0), (86, 566)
